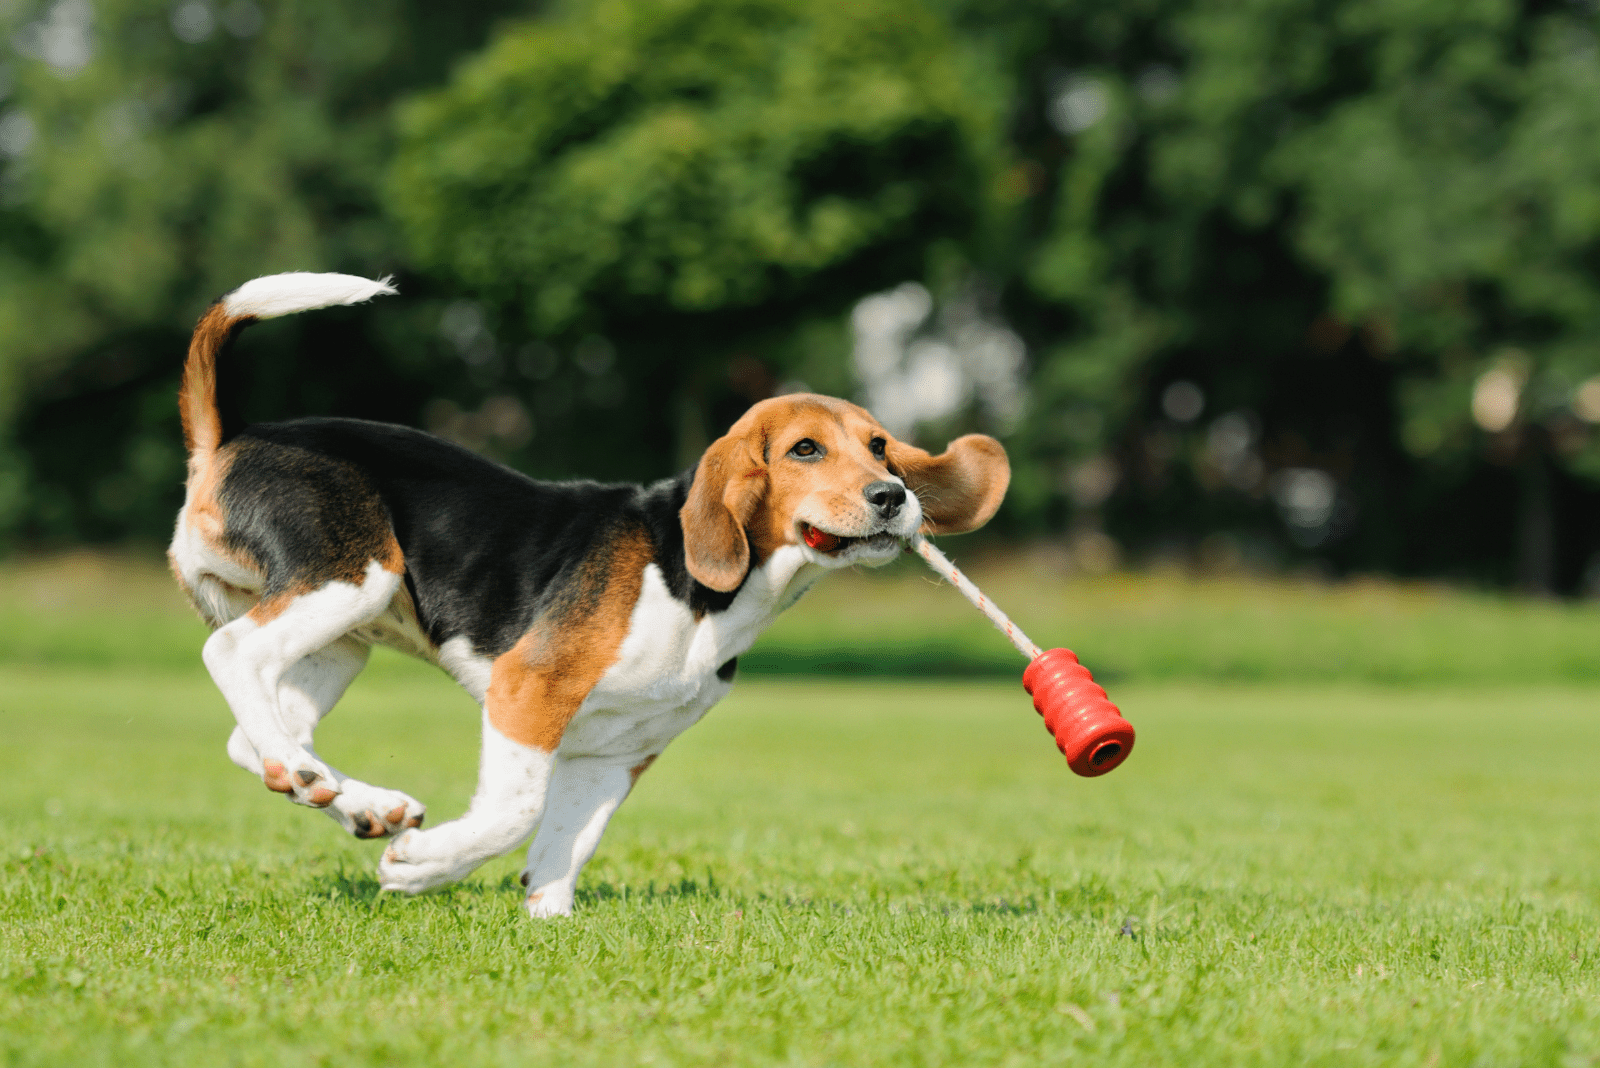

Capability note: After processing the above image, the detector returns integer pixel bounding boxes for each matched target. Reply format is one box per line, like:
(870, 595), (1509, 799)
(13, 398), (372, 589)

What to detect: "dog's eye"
(869, 437), (887, 460)
(788, 439), (823, 460)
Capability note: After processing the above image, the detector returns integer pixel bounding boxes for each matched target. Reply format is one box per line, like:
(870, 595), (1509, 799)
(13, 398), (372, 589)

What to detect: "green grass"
(6, 549), (1600, 684)
(3, 554), (1600, 1065)
(748, 553), (1600, 685)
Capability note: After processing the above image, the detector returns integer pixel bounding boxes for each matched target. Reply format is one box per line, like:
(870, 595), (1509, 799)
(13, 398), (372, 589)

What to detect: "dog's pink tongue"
(803, 524), (841, 552)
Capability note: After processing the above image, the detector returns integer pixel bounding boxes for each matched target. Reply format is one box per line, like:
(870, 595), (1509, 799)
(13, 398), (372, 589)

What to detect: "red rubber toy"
(906, 535), (1136, 778)
(1022, 648), (1135, 776)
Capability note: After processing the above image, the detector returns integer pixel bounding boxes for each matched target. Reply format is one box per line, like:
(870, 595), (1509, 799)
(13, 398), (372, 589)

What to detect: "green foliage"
(2, 0), (1600, 587)
(389, 0), (997, 337)
(0, 0), (526, 541)
(929, 0), (1600, 580)
(1180, 0), (1600, 468)
(387, 0), (1002, 462)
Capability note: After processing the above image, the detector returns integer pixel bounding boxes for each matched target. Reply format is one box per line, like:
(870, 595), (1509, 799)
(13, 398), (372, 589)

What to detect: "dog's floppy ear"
(681, 428), (768, 592)
(887, 433), (1010, 534)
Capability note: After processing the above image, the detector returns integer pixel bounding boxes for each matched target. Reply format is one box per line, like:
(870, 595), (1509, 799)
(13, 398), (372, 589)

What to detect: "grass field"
(7, 549), (1600, 685)
(2, 553), (1600, 1065)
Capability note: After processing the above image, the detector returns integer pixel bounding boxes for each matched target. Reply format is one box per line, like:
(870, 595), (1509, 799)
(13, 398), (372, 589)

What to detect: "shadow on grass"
(291, 870), (1150, 936)
(297, 862), (1137, 921)
(740, 643), (1021, 679)
(577, 877), (723, 908)
(741, 642), (1130, 682)
(302, 866), (523, 906)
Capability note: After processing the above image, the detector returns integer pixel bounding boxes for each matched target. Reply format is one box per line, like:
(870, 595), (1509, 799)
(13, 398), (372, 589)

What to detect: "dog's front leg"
(382, 546), (646, 898)
(520, 754), (646, 918)
(377, 710), (554, 894)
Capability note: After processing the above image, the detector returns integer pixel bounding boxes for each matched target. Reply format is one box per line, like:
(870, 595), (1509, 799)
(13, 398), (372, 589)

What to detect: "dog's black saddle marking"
(222, 417), (741, 658)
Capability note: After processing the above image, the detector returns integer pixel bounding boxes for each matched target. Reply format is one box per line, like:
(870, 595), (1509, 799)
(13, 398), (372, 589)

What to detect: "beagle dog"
(168, 272), (1009, 917)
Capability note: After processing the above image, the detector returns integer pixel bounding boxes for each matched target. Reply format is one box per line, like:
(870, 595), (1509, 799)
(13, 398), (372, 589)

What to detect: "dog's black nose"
(864, 480), (906, 518)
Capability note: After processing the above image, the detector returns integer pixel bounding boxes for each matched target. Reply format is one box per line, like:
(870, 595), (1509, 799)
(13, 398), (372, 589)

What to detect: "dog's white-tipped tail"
(181, 272), (397, 460)
(221, 271), (397, 320)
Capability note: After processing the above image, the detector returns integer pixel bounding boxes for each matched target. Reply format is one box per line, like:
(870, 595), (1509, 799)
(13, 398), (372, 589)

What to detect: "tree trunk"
(1516, 439), (1554, 595)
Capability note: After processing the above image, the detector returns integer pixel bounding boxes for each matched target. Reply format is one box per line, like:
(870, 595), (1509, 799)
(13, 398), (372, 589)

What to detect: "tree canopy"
(0, 0), (543, 540)
(961, 0), (1600, 586)
(388, 0), (1000, 462)
(2, 0), (1598, 590)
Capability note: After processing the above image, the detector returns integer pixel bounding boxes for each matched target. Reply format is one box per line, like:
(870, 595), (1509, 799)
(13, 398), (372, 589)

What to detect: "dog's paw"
(377, 827), (473, 894)
(326, 782), (426, 839)
(261, 753), (340, 808)
(520, 868), (575, 918)
(523, 886), (575, 919)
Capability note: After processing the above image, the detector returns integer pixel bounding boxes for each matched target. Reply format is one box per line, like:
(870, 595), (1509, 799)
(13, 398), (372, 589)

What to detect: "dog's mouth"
(800, 522), (899, 555)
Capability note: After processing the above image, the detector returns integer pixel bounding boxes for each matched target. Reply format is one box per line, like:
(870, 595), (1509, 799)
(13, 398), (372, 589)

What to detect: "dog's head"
(680, 394), (1010, 591)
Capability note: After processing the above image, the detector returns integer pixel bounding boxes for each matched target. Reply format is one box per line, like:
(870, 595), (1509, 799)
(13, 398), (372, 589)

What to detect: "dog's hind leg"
(224, 634), (426, 838)
(203, 561), (402, 809)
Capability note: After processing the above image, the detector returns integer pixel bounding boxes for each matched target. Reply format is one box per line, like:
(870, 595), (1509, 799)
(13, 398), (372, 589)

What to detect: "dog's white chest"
(557, 552), (819, 759)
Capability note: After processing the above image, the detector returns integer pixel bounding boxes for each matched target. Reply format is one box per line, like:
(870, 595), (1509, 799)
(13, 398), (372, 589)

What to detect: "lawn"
(2, 553), (1599, 1065)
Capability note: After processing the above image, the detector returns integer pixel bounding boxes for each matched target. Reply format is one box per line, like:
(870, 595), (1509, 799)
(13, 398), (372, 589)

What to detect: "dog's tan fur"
(682, 394), (1009, 593)
(486, 527), (656, 751)
(482, 394), (1006, 754)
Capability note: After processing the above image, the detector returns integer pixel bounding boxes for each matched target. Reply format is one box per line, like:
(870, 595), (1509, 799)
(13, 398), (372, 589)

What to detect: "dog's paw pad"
(305, 784), (339, 807)
(382, 828), (418, 864)
(271, 753), (340, 808)
(351, 811), (388, 839)
(261, 760), (295, 794)
(334, 784), (424, 839)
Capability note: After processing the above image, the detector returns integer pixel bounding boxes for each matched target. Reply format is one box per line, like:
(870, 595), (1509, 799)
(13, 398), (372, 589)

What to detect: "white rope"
(905, 534), (1041, 662)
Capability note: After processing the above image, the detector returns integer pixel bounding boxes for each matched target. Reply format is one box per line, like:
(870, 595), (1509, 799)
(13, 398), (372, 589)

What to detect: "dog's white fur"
(222, 272), (396, 320)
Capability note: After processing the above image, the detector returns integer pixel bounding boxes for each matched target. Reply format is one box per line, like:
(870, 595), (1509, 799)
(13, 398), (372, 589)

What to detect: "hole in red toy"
(1090, 742), (1122, 767)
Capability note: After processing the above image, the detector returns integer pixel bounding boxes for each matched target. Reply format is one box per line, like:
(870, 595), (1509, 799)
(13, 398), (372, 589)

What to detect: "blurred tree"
(387, 0), (1001, 469)
(953, 0), (1600, 590)
(1264, 3), (1600, 588)
(0, 0), (533, 544)
(3, 0), (1599, 593)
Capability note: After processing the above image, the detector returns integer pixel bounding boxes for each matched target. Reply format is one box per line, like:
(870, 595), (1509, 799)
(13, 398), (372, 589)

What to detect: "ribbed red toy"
(907, 535), (1135, 777)
(1022, 648), (1135, 776)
